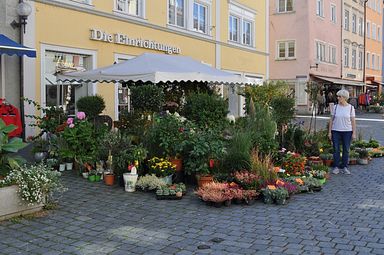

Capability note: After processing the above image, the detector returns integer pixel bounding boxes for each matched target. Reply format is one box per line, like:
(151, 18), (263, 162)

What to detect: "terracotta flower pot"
(104, 174), (115, 186)
(197, 175), (213, 187)
(170, 158), (183, 172)
(323, 159), (333, 166)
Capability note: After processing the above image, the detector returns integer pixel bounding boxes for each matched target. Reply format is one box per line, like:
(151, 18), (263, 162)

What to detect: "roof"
(56, 53), (251, 85)
(0, 34), (36, 58)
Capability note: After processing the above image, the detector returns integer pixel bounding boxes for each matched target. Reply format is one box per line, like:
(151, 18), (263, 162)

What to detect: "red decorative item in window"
(0, 99), (22, 137)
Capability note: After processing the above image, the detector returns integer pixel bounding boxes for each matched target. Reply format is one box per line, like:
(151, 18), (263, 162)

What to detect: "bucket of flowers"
(147, 157), (176, 184)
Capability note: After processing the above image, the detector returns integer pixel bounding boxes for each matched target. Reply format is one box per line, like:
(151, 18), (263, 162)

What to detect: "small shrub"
(76, 95), (106, 119)
(130, 84), (165, 114)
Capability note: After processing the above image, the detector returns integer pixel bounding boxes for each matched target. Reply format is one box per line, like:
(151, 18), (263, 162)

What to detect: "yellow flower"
(319, 148), (324, 153)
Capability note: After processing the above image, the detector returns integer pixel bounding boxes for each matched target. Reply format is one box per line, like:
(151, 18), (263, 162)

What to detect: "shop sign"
(90, 29), (181, 55)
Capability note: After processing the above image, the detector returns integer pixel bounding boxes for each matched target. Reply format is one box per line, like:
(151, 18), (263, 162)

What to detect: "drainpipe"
(363, 0), (368, 92)
(18, 0), (25, 140)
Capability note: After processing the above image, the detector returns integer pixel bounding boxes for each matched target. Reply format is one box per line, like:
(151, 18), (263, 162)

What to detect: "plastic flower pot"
(66, 162), (73, 171)
(123, 173), (138, 192)
(318, 178), (326, 185)
(169, 158), (183, 172)
(88, 175), (96, 182)
(197, 175), (213, 187)
(59, 164), (66, 172)
(95, 175), (101, 182)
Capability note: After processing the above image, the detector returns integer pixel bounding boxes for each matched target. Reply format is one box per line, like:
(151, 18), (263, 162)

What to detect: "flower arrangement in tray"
(156, 183), (186, 199)
(281, 152), (306, 176)
(147, 157), (176, 178)
(195, 182), (234, 204)
(136, 174), (166, 191)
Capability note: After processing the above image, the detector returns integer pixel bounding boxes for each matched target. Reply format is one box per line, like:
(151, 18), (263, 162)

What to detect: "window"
(316, 41), (326, 62)
(331, 4), (336, 23)
(372, 23), (377, 40)
(229, 15), (239, 42)
(316, 0), (324, 17)
(367, 22), (370, 38)
(372, 54), (375, 69)
(377, 56), (380, 70)
(278, 0), (293, 13)
(352, 14), (356, 33)
(352, 48), (357, 69)
(277, 41), (295, 59)
(228, 4), (255, 47)
(358, 51), (363, 69)
(344, 10), (349, 31)
(193, 2), (207, 33)
(45, 51), (92, 115)
(367, 52), (370, 68)
(169, 0), (185, 27)
(329, 45), (336, 64)
(358, 17), (363, 36)
(116, 0), (143, 16)
(242, 20), (252, 45)
(344, 47), (349, 67)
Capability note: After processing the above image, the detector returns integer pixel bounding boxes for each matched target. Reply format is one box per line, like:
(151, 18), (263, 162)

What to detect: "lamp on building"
(10, 1), (32, 34)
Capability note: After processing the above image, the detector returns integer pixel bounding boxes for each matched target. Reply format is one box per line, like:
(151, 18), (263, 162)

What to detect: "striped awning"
(0, 34), (36, 58)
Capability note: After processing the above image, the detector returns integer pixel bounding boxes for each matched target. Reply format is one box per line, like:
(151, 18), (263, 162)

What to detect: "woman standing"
(328, 89), (356, 174)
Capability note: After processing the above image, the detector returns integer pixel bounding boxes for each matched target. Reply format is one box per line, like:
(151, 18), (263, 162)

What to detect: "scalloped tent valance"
(0, 34), (36, 58)
(56, 53), (251, 85)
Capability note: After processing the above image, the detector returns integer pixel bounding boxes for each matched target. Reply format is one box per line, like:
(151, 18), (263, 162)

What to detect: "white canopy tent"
(56, 53), (250, 85)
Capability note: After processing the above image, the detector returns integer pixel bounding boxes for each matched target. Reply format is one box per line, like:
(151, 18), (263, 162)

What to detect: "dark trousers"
(332, 130), (353, 169)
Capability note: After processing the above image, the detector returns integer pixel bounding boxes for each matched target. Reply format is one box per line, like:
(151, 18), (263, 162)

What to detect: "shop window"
(169, 0), (185, 27)
(45, 51), (91, 115)
(115, 0), (144, 17)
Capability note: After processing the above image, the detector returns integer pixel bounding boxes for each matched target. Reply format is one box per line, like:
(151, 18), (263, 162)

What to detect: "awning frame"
(0, 34), (36, 58)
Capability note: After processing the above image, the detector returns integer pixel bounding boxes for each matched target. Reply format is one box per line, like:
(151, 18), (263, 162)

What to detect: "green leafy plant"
(249, 149), (277, 183)
(24, 98), (67, 135)
(182, 92), (229, 129)
(270, 95), (296, 145)
(130, 84), (165, 114)
(271, 187), (289, 201)
(0, 120), (27, 176)
(319, 153), (333, 160)
(76, 94), (106, 119)
(222, 131), (253, 172)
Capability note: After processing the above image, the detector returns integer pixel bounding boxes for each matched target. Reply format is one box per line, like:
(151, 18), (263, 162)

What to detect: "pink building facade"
(270, 0), (343, 112)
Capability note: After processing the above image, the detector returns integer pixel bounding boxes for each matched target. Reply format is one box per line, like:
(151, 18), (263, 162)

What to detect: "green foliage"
(76, 94), (106, 119)
(221, 131), (253, 172)
(144, 113), (192, 157)
(183, 129), (225, 176)
(113, 144), (148, 176)
(282, 123), (306, 153)
(31, 137), (49, 154)
(270, 95), (296, 145)
(60, 118), (99, 165)
(249, 150), (277, 183)
(242, 80), (289, 111)
(182, 92), (229, 129)
(24, 98), (67, 134)
(116, 110), (152, 143)
(0, 119), (27, 176)
(246, 101), (278, 155)
(130, 84), (165, 113)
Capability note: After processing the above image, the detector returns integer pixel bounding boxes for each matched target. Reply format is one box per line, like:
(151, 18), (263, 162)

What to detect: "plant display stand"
(0, 185), (43, 221)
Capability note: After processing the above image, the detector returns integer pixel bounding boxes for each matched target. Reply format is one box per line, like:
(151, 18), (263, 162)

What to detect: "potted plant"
(282, 152), (306, 176)
(30, 137), (48, 162)
(349, 150), (359, 165)
(155, 183), (186, 200)
(261, 186), (275, 204)
(272, 187), (289, 205)
(357, 149), (369, 165)
(147, 157), (176, 185)
(135, 174), (166, 192)
(303, 177), (322, 192)
(195, 182), (233, 207)
(319, 153), (333, 166)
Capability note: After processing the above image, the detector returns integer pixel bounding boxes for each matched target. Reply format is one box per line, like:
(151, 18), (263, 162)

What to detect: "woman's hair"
(336, 89), (349, 100)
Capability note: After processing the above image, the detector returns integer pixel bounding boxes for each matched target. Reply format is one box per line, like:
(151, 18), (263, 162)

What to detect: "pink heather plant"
(69, 124), (75, 128)
(76, 111), (86, 120)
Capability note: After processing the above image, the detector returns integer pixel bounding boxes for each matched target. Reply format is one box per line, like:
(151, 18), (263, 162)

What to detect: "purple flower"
(69, 124), (75, 128)
(66, 118), (74, 125)
(77, 112), (86, 120)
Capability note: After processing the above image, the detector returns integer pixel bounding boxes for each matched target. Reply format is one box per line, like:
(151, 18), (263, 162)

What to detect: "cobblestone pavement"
(1, 119), (384, 255)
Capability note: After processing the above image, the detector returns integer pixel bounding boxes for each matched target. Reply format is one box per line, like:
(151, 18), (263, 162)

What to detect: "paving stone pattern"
(1, 157), (384, 255)
(1, 116), (384, 255)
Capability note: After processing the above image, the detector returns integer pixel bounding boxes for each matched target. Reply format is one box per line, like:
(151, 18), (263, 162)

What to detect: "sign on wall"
(90, 29), (181, 55)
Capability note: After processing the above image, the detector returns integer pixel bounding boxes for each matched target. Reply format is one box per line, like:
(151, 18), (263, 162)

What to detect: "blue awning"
(0, 34), (36, 58)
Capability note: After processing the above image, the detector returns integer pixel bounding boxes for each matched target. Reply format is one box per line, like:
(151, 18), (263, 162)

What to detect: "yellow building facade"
(23, 0), (268, 136)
